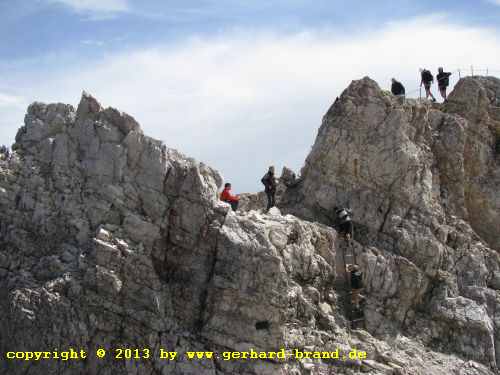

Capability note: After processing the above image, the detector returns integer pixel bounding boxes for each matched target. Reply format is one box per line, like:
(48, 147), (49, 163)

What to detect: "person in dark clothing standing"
(420, 68), (436, 102)
(436, 67), (452, 102)
(261, 166), (277, 211)
(391, 78), (405, 97)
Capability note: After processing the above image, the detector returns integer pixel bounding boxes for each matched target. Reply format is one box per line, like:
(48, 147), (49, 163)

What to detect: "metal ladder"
(339, 236), (365, 330)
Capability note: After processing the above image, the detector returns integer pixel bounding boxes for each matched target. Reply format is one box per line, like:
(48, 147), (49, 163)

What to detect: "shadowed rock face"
(0, 80), (499, 375)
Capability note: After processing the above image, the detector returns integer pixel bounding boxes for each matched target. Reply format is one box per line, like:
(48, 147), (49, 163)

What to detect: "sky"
(1, 1), (500, 192)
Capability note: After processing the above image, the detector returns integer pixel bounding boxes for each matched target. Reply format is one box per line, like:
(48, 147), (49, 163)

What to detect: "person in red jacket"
(220, 183), (239, 211)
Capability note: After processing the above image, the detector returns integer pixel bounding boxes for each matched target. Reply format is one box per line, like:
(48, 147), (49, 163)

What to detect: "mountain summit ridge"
(1, 76), (500, 375)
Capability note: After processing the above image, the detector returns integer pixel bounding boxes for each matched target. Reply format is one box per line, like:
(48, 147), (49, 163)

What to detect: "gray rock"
(280, 76), (500, 372)
(1, 80), (499, 375)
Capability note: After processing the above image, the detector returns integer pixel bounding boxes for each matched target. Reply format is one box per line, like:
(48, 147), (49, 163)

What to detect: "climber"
(436, 67), (452, 102)
(220, 183), (239, 211)
(346, 264), (363, 310)
(261, 166), (277, 212)
(0, 145), (9, 161)
(420, 68), (436, 102)
(335, 207), (353, 240)
(391, 78), (405, 98)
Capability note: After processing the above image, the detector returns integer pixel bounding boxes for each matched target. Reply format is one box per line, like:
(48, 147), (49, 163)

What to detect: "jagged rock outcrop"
(281, 76), (500, 371)
(1, 77), (499, 375)
(1, 94), (338, 375)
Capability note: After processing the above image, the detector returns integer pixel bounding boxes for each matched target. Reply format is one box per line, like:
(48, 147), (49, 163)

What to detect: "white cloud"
(0, 93), (25, 108)
(488, 0), (500, 5)
(81, 39), (106, 47)
(48, 0), (129, 14)
(2, 16), (500, 191)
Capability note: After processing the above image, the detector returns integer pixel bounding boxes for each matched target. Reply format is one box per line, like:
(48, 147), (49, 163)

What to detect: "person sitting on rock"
(335, 206), (353, 240)
(220, 183), (239, 211)
(420, 68), (437, 102)
(261, 166), (277, 212)
(436, 67), (452, 102)
(391, 78), (406, 98)
(346, 264), (363, 309)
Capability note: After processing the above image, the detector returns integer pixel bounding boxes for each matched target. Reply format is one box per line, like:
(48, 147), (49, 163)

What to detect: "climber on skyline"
(335, 206), (353, 240)
(261, 166), (277, 212)
(420, 68), (437, 102)
(437, 67), (452, 102)
(391, 78), (405, 98)
(220, 183), (239, 211)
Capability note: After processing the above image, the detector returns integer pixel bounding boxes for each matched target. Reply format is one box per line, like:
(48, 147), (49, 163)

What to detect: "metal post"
(471, 65), (474, 77)
(487, 68), (489, 76)
(458, 69), (461, 79)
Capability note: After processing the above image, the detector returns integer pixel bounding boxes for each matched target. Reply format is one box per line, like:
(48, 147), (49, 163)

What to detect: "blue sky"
(1, 0), (500, 191)
(2, 1), (500, 61)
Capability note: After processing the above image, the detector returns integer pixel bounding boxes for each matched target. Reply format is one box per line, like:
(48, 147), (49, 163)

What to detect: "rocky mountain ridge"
(0, 77), (499, 375)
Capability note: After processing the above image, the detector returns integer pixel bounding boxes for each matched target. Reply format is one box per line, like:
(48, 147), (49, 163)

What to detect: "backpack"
(261, 172), (275, 190)
(438, 73), (450, 87)
(422, 70), (433, 83)
(261, 173), (269, 185)
(351, 269), (363, 289)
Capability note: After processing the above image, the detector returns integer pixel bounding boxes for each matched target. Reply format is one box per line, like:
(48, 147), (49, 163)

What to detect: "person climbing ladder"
(335, 206), (353, 241)
(346, 264), (363, 310)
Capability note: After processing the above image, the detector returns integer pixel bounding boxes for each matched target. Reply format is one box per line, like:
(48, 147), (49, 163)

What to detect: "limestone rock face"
(281, 76), (500, 371)
(1, 94), (339, 375)
(1, 80), (499, 375)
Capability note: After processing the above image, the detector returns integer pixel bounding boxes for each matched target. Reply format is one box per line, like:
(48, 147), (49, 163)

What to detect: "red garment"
(220, 187), (239, 202)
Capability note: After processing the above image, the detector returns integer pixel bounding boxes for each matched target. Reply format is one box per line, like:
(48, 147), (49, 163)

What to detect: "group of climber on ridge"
(220, 166), (277, 213)
(391, 67), (453, 102)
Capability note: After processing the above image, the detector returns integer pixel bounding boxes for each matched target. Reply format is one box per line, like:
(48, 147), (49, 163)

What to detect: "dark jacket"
(261, 172), (276, 193)
(391, 81), (405, 96)
(437, 72), (452, 88)
(421, 70), (434, 84)
(350, 269), (363, 289)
